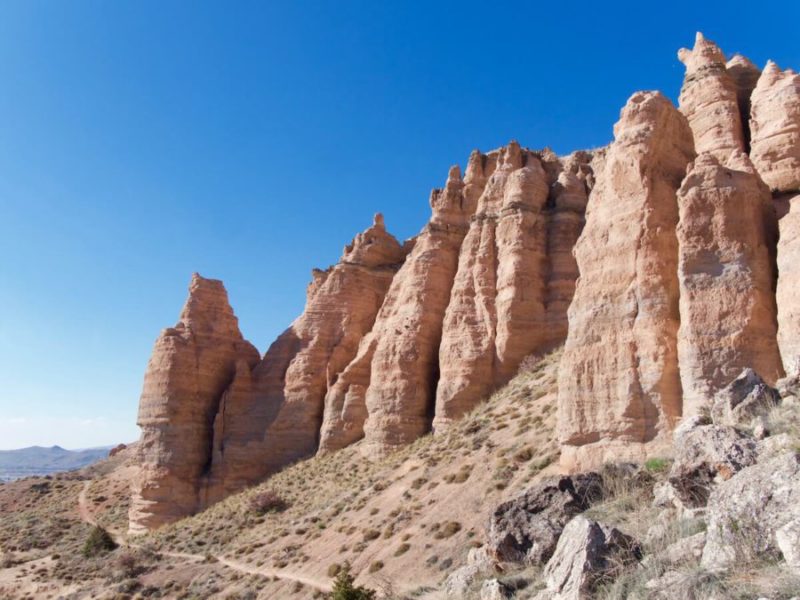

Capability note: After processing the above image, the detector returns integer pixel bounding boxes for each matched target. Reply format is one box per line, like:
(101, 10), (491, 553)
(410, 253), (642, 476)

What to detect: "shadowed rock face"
(678, 32), (745, 160)
(676, 152), (783, 416)
(557, 91), (696, 470)
(726, 54), (761, 150)
(129, 274), (260, 533)
(750, 62), (800, 193)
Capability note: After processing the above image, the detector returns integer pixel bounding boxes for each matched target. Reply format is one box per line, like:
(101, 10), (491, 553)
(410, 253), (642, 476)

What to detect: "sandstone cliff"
(130, 274), (260, 533)
(557, 91), (696, 469)
(676, 152), (783, 417)
(131, 32), (800, 530)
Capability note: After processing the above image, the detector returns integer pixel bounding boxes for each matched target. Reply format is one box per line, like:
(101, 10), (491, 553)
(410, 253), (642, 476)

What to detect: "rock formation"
(750, 61), (800, 192)
(557, 91), (695, 470)
(358, 161), (483, 456)
(678, 32), (745, 159)
(130, 32), (800, 532)
(676, 152), (783, 416)
(129, 274), (261, 533)
(778, 194), (800, 375)
(202, 215), (405, 502)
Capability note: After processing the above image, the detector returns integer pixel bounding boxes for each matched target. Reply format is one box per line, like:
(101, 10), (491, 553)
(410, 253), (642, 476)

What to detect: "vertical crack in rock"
(726, 54), (761, 153)
(557, 91), (695, 471)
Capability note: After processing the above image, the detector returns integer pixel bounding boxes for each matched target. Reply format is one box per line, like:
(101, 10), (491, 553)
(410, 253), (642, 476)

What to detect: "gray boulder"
(668, 422), (758, 507)
(487, 473), (603, 564)
(702, 451), (800, 570)
(538, 515), (640, 600)
(711, 368), (780, 426)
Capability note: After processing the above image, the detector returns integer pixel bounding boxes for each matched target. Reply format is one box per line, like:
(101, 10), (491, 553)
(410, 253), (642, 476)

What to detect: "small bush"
(644, 457), (671, 473)
(83, 526), (117, 558)
(330, 562), (377, 599)
(434, 521), (462, 539)
(328, 562), (342, 577)
(394, 543), (411, 556)
(368, 560), (383, 573)
(248, 489), (288, 515)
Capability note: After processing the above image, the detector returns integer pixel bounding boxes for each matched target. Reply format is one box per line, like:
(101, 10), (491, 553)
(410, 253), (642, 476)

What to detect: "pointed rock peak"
(341, 215), (404, 267)
(678, 31), (725, 72)
(499, 140), (523, 170)
(614, 91), (682, 139)
(447, 164), (462, 183)
(465, 149), (486, 181)
(727, 53), (758, 71)
(180, 273), (239, 333)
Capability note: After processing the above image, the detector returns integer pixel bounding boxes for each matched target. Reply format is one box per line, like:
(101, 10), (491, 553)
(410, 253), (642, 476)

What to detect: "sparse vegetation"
(82, 525), (117, 557)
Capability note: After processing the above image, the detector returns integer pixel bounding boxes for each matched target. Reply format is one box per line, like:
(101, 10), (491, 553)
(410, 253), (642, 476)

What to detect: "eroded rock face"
(750, 61), (800, 192)
(678, 32), (745, 159)
(676, 152), (783, 416)
(557, 91), (695, 470)
(130, 274), (260, 533)
(357, 161), (486, 456)
(434, 143), (548, 428)
(777, 194), (800, 376)
(205, 215), (406, 499)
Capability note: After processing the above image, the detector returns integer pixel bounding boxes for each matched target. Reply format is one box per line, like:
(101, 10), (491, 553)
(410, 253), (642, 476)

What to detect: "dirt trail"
(77, 480), (331, 592)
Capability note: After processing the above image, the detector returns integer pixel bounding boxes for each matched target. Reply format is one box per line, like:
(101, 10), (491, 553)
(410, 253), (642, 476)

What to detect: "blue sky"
(0, 1), (798, 449)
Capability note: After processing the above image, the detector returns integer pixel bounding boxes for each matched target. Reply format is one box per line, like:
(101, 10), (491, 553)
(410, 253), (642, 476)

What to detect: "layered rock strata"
(557, 91), (696, 470)
(750, 61), (800, 192)
(318, 161), (483, 454)
(678, 32), (745, 159)
(358, 161), (485, 456)
(129, 274), (260, 533)
(676, 152), (783, 416)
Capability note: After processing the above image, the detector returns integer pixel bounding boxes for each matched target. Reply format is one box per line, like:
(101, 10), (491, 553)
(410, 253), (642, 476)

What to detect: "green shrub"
(82, 526), (117, 558)
(329, 562), (376, 600)
(644, 457), (671, 473)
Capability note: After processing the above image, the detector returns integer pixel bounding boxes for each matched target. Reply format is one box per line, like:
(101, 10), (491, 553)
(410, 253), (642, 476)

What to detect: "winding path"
(77, 480), (331, 592)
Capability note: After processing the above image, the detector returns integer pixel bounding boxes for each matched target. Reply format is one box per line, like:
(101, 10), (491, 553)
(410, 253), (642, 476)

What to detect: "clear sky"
(0, 1), (798, 449)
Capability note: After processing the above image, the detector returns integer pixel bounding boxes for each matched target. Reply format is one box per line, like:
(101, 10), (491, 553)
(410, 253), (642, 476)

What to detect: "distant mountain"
(0, 445), (112, 481)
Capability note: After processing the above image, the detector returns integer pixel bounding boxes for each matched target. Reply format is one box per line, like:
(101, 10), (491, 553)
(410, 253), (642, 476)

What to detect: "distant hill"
(0, 445), (113, 481)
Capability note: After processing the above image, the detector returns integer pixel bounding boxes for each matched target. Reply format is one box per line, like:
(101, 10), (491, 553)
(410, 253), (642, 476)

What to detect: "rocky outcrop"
(710, 368), (781, 427)
(778, 194), (800, 376)
(204, 215), (406, 500)
(433, 146), (593, 430)
(433, 143), (548, 428)
(129, 274), (261, 533)
(676, 152), (783, 416)
(487, 473), (603, 565)
(557, 91), (695, 470)
(702, 451), (800, 570)
(354, 161), (485, 456)
(678, 32), (745, 159)
(667, 420), (758, 507)
(750, 61), (800, 192)
(534, 516), (640, 600)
